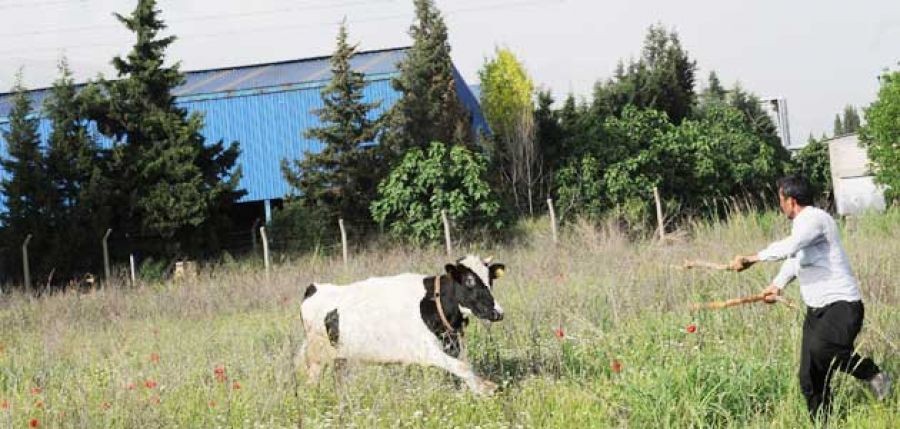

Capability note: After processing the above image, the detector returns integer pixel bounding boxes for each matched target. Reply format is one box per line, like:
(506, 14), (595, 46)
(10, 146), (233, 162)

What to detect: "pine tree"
(382, 0), (473, 159)
(640, 25), (697, 123)
(96, 0), (242, 255)
(842, 105), (861, 134)
(534, 89), (564, 186)
(0, 73), (52, 286)
(833, 114), (844, 136)
(281, 22), (382, 224)
(42, 58), (108, 280)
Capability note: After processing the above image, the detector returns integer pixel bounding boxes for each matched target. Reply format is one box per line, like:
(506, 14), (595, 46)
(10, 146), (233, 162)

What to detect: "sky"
(1, 0), (898, 147)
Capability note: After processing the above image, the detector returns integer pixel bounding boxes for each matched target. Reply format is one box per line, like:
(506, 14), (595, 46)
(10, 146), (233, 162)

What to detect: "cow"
(297, 255), (506, 395)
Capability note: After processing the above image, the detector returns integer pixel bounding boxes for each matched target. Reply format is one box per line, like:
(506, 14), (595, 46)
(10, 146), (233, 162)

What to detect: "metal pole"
(441, 210), (452, 257)
(260, 226), (270, 280)
(22, 234), (32, 292)
(339, 218), (348, 267)
(547, 198), (558, 244)
(129, 253), (136, 287)
(102, 229), (112, 283)
(653, 186), (665, 241)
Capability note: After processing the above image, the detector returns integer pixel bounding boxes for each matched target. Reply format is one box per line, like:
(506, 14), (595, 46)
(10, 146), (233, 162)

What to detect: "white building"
(827, 134), (887, 216)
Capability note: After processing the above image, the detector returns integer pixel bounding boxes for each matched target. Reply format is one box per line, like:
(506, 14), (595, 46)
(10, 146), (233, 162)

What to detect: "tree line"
(2, 0), (898, 288)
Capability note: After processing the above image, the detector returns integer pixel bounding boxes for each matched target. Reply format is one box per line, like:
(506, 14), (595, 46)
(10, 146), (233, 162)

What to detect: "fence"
(1, 191), (672, 291)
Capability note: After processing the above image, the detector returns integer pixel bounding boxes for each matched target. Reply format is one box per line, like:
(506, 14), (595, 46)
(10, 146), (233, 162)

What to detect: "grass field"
(1, 210), (897, 428)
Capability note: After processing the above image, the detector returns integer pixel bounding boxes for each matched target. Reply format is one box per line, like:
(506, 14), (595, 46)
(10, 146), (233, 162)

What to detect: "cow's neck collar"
(433, 275), (456, 333)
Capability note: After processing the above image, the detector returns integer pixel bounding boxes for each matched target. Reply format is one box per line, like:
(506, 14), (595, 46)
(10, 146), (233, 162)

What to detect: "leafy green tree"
(554, 154), (605, 221)
(94, 0), (242, 255)
(371, 142), (501, 243)
(281, 22), (382, 225)
(382, 0), (473, 159)
(791, 135), (833, 205)
(478, 47), (537, 214)
(860, 70), (900, 203)
(833, 114), (844, 136)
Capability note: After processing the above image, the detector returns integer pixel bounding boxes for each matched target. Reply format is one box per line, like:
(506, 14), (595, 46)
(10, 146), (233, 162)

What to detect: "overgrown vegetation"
(0, 210), (897, 427)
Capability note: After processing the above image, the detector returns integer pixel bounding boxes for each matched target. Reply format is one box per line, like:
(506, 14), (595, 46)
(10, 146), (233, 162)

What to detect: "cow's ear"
(489, 263), (506, 280)
(445, 264), (462, 283)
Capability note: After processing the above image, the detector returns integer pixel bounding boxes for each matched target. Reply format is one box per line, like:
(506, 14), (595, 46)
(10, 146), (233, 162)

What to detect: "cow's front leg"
(428, 351), (496, 395)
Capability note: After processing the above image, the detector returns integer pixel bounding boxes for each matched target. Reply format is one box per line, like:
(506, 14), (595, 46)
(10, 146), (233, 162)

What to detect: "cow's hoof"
(474, 379), (498, 396)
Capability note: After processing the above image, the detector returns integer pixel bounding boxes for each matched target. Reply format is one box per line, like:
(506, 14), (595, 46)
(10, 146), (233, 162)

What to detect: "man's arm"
(756, 215), (822, 261)
(730, 213), (822, 271)
(771, 258), (798, 290)
(757, 259), (797, 304)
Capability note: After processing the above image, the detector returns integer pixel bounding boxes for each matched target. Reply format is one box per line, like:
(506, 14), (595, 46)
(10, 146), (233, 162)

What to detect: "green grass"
(1, 210), (897, 428)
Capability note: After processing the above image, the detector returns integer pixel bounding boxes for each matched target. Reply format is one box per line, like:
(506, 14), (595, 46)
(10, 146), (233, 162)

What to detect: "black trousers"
(799, 300), (880, 420)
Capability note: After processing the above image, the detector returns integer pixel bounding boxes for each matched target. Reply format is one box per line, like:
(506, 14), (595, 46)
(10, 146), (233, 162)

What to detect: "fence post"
(338, 218), (348, 267)
(102, 229), (112, 284)
(22, 234), (32, 293)
(129, 253), (137, 287)
(441, 210), (453, 257)
(547, 198), (558, 244)
(653, 186), (665, 241)
(251, 218), (260, 253)
(259, 226), (270, 280)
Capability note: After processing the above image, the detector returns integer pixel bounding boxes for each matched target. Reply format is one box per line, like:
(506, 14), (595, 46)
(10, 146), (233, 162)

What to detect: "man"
(730, 175), (891, 421)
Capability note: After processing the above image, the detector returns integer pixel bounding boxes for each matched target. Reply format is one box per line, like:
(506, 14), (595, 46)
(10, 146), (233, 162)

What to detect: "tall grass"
(0, 210), (897, 428)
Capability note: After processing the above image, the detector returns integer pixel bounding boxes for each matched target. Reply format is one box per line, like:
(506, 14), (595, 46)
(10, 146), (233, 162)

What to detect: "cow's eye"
(464, 276), (476, 288)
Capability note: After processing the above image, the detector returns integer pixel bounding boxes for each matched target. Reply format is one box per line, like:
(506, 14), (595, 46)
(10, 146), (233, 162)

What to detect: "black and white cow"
(297, 255), (506, 394)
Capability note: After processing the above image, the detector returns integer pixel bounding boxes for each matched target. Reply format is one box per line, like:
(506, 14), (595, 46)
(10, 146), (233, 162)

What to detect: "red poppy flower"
(144, 379), (157, 389)
(686, 324), (697, 334)
(214, 365), (227, 382)
(231, 381), (241, 390)
(150, 353), (160, 363)
(30, 387), (41, 395)
(611, 359), (623, 373)
(554, 327), (565, 339)
(29, 418), (39, 428)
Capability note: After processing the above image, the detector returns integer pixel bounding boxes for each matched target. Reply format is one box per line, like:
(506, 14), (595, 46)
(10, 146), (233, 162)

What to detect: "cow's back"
(300, 273), (435, 362)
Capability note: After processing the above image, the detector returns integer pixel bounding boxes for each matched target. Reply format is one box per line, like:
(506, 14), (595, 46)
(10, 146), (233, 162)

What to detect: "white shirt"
(756, 206), (861, 308)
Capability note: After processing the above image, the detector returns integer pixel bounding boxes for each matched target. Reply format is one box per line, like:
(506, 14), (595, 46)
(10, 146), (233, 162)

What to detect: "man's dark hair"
(777, 175), (814, 206)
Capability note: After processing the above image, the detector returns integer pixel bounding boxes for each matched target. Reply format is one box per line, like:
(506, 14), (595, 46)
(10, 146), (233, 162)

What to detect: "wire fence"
(0, 199), (579, 292)
(0, 193), (684, 292)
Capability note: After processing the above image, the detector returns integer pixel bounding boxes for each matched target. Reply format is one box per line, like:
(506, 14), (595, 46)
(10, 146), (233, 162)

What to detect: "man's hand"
(729, 254), (759, 272)
(761, 284), (782, 304)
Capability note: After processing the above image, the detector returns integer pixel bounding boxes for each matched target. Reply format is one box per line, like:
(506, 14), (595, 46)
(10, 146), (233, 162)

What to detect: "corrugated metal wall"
(0, 48), (488, 207)
(179, 78), (399, 202)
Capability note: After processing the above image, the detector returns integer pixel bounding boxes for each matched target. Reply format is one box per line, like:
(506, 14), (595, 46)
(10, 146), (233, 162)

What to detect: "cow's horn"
(483, 255), (494, 264)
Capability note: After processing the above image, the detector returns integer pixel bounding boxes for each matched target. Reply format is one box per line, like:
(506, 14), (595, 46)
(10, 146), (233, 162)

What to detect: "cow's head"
(445, 255), (506, 322)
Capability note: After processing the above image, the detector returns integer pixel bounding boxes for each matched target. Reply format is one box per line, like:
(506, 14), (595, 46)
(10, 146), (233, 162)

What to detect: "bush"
(371, 142), (503, 243)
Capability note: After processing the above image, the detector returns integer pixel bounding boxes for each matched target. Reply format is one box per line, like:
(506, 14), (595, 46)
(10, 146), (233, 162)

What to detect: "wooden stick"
(691, 293), (797, 311)
(675, 259), (734, 271)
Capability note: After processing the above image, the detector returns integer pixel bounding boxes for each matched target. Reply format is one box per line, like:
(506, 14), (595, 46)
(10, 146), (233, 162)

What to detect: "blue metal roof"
(0, 47), (488, 203)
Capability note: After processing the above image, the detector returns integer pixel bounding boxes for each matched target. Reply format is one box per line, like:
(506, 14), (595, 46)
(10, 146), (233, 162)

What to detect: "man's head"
(776, 175), (813, 219)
